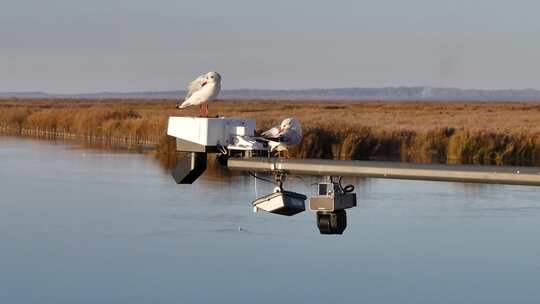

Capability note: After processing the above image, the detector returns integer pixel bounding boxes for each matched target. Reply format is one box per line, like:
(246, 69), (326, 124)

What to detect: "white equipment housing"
(167, 117), (256, 150)
(252, 190), (307, 216)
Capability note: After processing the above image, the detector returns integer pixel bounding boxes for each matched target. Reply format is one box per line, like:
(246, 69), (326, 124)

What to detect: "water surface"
(1, 137), (540, 303)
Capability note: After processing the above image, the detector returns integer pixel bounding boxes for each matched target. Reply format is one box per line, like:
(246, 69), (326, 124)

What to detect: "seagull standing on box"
(176, 71), (221, 117)
(261, 118), (303, 157)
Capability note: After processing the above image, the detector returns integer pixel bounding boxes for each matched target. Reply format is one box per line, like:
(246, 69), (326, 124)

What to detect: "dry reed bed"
(1, 99), (540, 165)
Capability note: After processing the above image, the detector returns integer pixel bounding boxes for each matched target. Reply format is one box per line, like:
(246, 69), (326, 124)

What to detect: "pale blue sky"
(2, 0), (540, 93)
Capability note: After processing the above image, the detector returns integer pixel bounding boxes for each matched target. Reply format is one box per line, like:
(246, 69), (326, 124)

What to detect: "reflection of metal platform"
(252, 191), (307, 216)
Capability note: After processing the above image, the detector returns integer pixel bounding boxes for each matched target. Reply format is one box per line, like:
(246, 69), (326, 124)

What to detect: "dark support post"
(172, 152), (207, 184)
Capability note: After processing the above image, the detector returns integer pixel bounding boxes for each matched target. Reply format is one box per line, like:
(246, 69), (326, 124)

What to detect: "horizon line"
(4, 85), (540, 96)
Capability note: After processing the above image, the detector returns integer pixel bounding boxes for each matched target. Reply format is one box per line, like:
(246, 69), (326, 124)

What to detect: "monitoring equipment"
(309, 179), (357, 235)
(309, 182), (357, 212)
(227, 136), (268, 158)
(167, 116), (359, 235)
(167, 116), (258, 153)
(252, 189), (307, 216)
(249, 176), (358, 235)
(167, 117), (266, 183)
(317, 210), (348, 235)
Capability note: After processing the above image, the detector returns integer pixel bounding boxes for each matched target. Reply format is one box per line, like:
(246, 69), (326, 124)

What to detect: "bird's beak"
(201, 80), (208, 87)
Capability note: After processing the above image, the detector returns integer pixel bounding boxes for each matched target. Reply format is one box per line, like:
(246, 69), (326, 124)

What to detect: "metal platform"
(166, 115), (540, 235)
(227, 158), (540, 187)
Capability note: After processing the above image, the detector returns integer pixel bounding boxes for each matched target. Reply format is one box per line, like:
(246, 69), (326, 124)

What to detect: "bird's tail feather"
(176, 101), (189, 109)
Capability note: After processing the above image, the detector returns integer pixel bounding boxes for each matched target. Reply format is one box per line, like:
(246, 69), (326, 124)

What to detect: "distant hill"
(3, 87), (540, 101)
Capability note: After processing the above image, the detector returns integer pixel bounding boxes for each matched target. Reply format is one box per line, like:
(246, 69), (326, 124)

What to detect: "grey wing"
(261, 126), (281, 139)
(185, 74), (206, 99)
(280, 129), (302, 145)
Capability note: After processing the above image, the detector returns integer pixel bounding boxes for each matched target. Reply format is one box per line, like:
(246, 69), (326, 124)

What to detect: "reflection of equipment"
(309, 179), (357, 235)
(252, 189), (306, 216)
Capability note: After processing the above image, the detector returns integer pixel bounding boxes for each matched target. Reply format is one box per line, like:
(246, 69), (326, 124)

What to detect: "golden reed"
(1, 99), (540, 166)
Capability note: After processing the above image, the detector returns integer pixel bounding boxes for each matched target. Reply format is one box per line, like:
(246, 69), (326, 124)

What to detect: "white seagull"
(261, 118), (303, 156)
(177, 71), (221, 117)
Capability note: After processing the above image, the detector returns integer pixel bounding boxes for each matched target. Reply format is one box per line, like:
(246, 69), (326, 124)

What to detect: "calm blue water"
(1, 137), (540, 303)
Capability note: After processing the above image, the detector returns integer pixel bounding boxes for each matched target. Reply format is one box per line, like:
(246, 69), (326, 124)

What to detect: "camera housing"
(309, 181), (357, 234)
(309, 182), (357, 212)
(317, 210), (347, 235)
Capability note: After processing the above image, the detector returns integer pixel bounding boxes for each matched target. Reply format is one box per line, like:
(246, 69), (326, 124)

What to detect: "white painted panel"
(167, 117), (256, 146)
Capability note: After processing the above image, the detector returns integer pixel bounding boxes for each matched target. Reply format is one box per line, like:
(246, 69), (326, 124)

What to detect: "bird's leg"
(197, 104), (209, 117)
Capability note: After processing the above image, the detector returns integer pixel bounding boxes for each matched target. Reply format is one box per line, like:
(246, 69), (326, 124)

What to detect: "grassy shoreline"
(2, 98), (540, 166)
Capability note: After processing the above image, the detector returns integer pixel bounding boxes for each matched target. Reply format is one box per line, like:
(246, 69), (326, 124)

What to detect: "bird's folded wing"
(261, 126), (281, 138)
(186, 74), (206, 99)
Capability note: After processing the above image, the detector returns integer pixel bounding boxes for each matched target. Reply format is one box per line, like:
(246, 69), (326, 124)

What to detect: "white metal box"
(252, 191), (307, 216)
(167, 117), (256, 147)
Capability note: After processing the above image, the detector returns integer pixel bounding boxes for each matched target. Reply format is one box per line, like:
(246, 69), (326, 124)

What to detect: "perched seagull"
(176, 71), (221, 117)
(261, 118), (303, 156)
